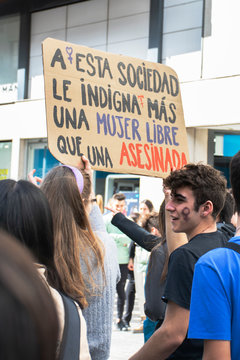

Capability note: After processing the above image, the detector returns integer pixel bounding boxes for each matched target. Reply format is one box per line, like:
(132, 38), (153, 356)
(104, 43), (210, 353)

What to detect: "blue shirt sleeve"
(188, 256), (231, 341)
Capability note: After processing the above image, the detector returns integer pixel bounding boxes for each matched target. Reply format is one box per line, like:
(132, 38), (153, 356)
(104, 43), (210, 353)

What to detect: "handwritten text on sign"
(42, 38), (189, 178)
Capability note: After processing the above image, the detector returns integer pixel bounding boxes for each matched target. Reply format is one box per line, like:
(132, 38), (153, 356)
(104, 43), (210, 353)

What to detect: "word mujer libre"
(51, 48), (179, 96)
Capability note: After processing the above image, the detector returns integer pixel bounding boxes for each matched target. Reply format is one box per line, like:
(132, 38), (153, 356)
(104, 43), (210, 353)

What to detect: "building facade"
(0, 0), (239, 207)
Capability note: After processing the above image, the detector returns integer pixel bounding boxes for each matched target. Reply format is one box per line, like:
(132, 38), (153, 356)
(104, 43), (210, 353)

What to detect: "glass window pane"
(0, 141), (12, 180)
(27, 141), (60, 179)
(0, 14), (20, 103)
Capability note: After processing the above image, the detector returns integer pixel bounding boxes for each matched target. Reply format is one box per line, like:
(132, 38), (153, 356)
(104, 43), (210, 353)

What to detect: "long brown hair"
(148, 200), (169, 283)
(0, 179), (62, 292)
(157, 199), (169, 282)
(41, 166), (105, 308)
(0, 230), (59, 360)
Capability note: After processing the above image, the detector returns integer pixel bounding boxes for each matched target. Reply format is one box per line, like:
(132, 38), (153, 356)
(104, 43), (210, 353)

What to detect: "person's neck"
(187, 221), (217, 241)
(235, 217), (240, 236)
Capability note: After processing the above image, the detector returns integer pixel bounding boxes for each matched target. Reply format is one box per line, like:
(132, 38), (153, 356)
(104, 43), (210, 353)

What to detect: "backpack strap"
(225, 241), (240, 254)
(59, 293), (81, 360)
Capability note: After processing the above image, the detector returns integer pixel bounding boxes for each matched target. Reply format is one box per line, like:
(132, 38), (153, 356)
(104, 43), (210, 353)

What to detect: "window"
(214, 133), (240, 188)
(0, 141), (12, 180)
(26, 140), (59, 179)
(0, 14), (20, 103)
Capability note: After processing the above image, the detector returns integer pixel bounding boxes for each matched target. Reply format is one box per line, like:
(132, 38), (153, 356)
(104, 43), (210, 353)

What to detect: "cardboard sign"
(42, 38), (189, 178)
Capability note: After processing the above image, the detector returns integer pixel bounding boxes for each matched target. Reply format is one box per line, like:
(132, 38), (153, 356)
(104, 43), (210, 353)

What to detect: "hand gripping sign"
(42, 38), (189, 178)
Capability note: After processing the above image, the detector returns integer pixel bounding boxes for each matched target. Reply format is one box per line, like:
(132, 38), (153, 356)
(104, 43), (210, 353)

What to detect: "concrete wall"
(187, 127), (208, 163)
(0, 99), (47, 179)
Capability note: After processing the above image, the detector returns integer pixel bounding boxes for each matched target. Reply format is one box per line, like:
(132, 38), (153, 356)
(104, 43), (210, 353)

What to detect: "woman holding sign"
(35, 156), (120, 360)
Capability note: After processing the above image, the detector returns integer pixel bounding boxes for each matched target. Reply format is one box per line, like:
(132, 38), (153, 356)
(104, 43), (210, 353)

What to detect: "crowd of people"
(0, 151), (240, 359)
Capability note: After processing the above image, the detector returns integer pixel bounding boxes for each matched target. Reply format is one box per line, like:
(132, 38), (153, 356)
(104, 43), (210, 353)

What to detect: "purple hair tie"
(61, 165), (84, 194)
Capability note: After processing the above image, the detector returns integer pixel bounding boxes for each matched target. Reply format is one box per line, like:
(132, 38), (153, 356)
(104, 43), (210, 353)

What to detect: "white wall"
(140, 175), (164, 211)
(0, 99), (46, 140)
(181, 75), (240, 128)
(202, 0), (240, 79)
(187, 128), (208, 163)
(0, 98), (47, 179)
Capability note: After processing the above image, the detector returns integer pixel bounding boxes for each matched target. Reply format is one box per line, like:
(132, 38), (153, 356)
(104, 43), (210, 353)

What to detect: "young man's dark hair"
(113, 193), (126, 201)
(216, 191), (236, 240)
(163, 163), (227, 219)
(218, 191), (235, 224)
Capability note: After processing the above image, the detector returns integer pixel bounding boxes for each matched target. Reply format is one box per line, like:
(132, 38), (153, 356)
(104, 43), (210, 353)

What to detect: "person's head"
(96, 194), (104, 214)
(41, 165), (91, 229)
(139, 199), (154, 215)
(0, 179), (60, 288)
(141, 211), (161, 236)
(0, 230), (59, 360)
(112, 193), (126, 213)
(217, 191), (235, 224)
(164, 163), (227, 238)
(158, 200), (166, 240)
(230, 151), (240, 215)
(130, 211), (141, 224)
(41, 165), (105, 308)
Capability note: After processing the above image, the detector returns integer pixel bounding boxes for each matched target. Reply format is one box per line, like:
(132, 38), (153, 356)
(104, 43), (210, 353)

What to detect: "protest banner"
(42, 37), (189, 178)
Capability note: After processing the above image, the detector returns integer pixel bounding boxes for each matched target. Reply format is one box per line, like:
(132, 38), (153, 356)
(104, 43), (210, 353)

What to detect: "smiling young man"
(188, 152), (240, 360)
(129, 163), (227, 360)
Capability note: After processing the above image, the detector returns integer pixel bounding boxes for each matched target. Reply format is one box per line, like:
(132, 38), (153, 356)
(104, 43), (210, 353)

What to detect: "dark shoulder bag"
(225, 241), (240, 254)
(59, 293), (81, 360)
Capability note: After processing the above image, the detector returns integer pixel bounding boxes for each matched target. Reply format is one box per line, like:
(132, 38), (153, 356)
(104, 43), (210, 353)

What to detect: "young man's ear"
(200, 201), (213, 217)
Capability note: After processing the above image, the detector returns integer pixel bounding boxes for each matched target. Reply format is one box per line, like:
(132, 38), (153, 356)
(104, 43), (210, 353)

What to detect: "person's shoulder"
(187, 231), (228, 247)
(103, 211), (112, 218)
(217, 223), (236, 241)
(151, 241), (167, 256)
(96, 229), (117, 249)
(168, 242), (192, 264)
(196, 245), (231, 268)
(171, 241), (190, 255)
(103, 212), (112, 221)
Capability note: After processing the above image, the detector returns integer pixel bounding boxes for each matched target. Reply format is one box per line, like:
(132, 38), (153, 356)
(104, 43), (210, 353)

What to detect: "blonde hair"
(41, 166), (105, 308)
(96, 194), (104, 214)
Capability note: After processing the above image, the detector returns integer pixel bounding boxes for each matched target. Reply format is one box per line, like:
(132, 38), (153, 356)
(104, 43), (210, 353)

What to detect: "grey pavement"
(110, 325), (144, 360)
(109, 289), (145, 360)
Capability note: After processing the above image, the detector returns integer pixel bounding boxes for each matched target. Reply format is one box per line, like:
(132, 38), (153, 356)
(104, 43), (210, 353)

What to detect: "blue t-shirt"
(188, 237), (240, 360)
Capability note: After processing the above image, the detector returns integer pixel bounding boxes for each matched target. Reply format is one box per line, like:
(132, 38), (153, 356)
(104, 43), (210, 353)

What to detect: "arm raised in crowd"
(110, 211), (160, 252)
